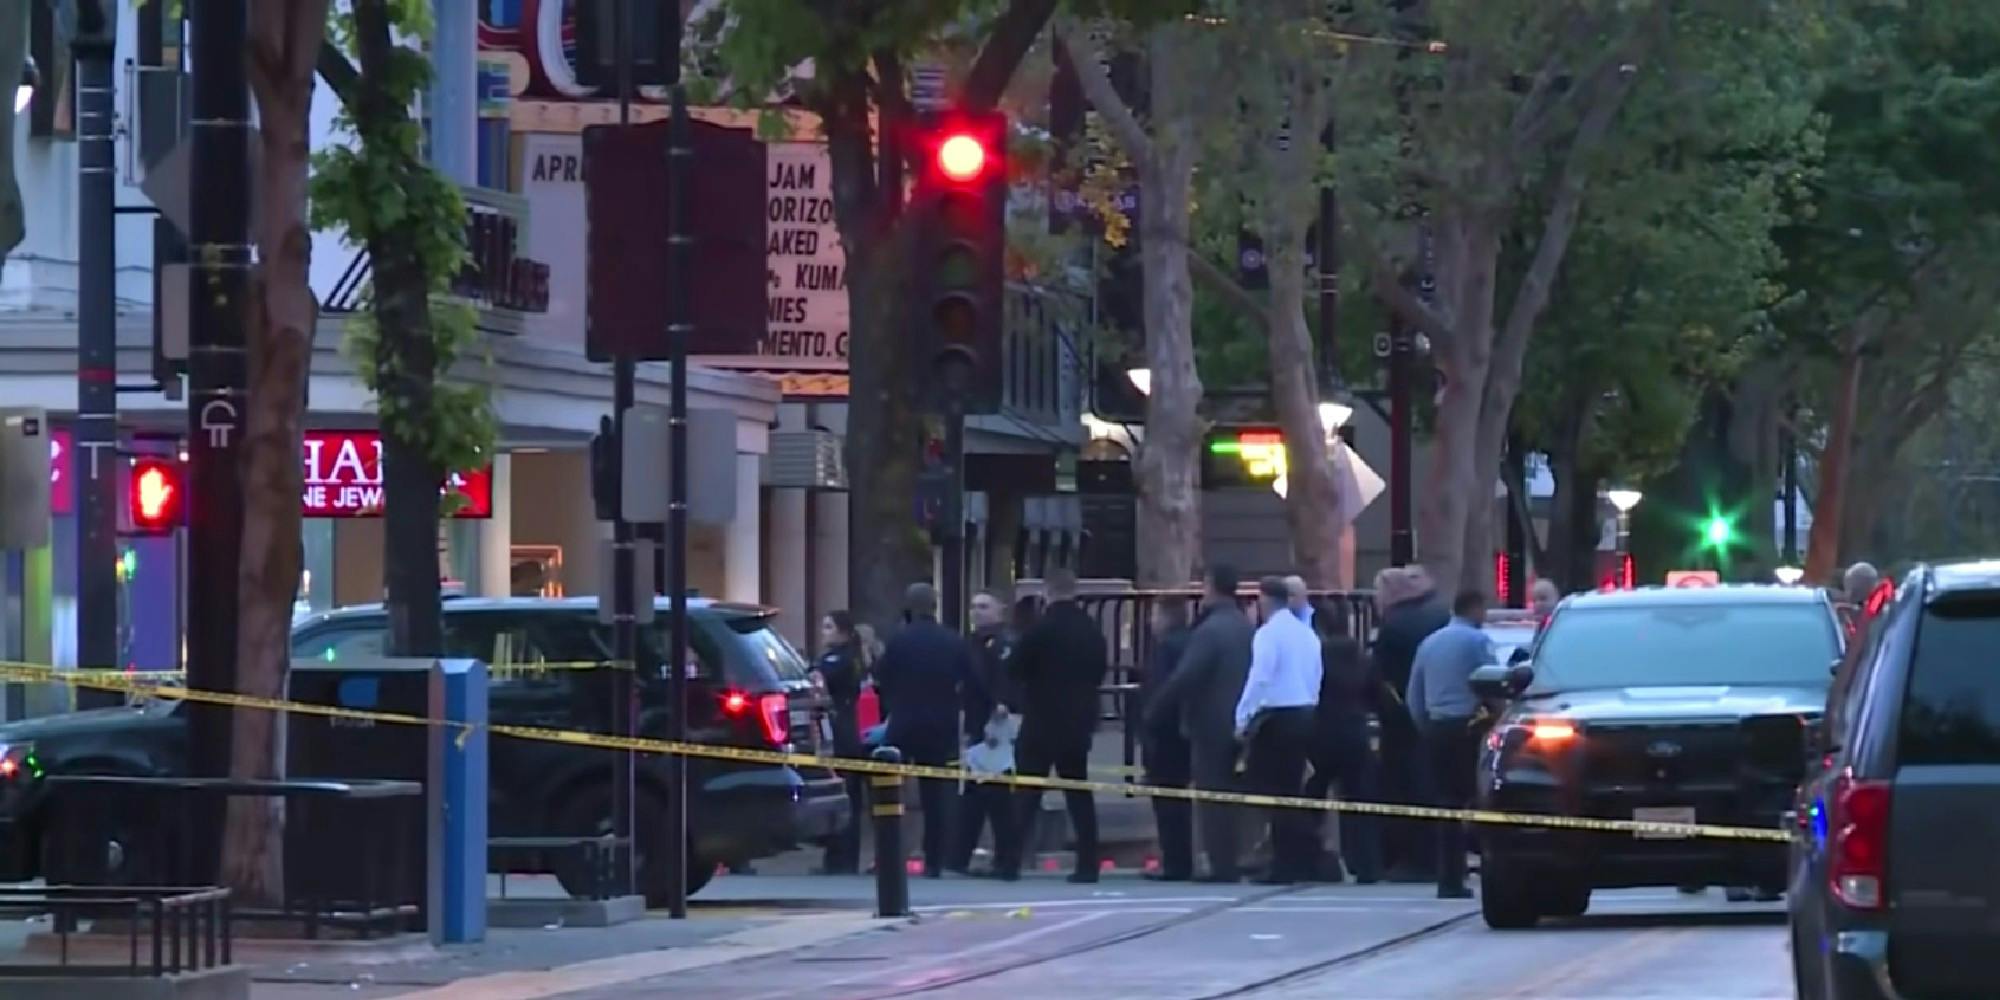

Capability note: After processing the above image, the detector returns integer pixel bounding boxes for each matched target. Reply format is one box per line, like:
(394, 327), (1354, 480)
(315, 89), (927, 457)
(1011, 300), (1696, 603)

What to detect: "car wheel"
(1544, 881), (1591, 919)
(1478, 849), (1541, 929)
(554, 783), (705, 906)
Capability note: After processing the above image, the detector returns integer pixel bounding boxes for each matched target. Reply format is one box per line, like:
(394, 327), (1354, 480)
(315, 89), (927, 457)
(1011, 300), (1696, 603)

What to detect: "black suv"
(0, 597), (850, 904)
(1789, 563), (2000, 1000)
(1471, 585), (1841, 928)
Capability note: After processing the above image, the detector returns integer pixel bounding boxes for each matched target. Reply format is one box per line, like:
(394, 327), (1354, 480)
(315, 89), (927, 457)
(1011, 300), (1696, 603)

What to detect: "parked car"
(1789, 561), (2000, 1000)
(0, 596), (851, 905)
(1471, 585), (1841, 928)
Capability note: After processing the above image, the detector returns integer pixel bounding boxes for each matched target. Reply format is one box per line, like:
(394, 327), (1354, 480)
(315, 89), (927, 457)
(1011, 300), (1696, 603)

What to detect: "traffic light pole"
(664, 82), (694, 921)
(74, 30), (120, 704)
(609, 0), (638, 904)
(939, 385), (967, 631)
(186, 0), (251, 806)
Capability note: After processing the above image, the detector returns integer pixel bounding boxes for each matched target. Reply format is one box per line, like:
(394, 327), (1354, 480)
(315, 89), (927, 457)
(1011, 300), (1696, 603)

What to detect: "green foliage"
(309, 0), (494, 492)
(1516, 3), (1825, 483)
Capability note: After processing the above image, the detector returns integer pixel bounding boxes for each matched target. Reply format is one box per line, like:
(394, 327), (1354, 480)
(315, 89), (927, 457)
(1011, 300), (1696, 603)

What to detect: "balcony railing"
(323, 185), (551, 336)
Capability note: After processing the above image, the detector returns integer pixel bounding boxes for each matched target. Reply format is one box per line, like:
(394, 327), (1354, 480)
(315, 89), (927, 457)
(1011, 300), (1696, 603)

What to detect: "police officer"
(874, 583), (975, 877)
(1002, 569), (1109, 883)
(813, 610), (867, 874)
(950, 589), (1022, 876)
(1141, 598), (1196, 881)
(1303, 600), (1383, 883)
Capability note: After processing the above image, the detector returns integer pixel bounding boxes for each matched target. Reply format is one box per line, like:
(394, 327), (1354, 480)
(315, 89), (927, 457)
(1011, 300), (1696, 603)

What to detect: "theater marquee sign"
(487, 3), (850, 372)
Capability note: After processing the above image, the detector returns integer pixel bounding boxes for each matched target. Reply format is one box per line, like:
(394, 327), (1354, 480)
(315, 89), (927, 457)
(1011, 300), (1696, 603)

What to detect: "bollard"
(428, 658), (489, 944)
(870, 746), (910, 918)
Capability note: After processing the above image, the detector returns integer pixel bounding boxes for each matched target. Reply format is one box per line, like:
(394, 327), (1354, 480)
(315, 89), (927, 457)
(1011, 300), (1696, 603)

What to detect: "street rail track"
(841, 885), (1308, 1000)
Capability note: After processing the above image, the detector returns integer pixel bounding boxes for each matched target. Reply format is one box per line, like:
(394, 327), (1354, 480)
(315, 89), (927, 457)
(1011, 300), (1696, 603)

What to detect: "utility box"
(0, 409), (52, 550)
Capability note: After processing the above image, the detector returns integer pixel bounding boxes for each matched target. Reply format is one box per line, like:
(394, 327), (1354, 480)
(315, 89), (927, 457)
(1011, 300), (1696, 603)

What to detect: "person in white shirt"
(1236, 575), (1323, 884)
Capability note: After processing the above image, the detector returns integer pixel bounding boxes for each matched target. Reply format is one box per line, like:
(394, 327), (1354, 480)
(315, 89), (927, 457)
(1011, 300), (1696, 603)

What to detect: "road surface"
(552, 885), (1791, 1000)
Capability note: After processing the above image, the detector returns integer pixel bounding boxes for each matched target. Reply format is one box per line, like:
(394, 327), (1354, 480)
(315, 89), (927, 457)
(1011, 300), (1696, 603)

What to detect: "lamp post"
(1773, 565), (1805, 586)
(1606, 488), (1642, 588)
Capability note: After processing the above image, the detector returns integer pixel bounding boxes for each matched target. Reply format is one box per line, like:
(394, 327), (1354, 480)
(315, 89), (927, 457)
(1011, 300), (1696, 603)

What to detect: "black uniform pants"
(1145, 730), (1194, 877)
(952, 775), (1022, 872)
(1423, 717), (1480, 892)
(1246, 706), (1318, 881)
(1304, 713), (1383, 882)
(1010, 734), (1098, 875)
(1191, 741), (1242, 879)
(1380, 712), (1434, 878)
(903, 739), (957, 875)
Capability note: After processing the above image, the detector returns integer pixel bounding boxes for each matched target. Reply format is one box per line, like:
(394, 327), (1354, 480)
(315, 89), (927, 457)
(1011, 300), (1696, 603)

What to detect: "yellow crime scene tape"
(0, 663), (1790, 844)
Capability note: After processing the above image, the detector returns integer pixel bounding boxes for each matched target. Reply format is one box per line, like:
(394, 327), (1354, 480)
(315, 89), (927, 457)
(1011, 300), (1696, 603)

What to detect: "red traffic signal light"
(129, 456), (182, 534)
(936, 133), (989, 183)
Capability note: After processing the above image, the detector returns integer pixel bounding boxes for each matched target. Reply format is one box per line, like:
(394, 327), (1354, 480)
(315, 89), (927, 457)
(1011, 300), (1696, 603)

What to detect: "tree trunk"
(1266, 242), (1344, 588)
(1417, 216), (1502, 593)
(842, 227), (930, 628)
(1545, 397), (1598, 592)
(1131, 141), (1204, 588)
(1804, 344), (1863, 584)
(341, 0), (447, 656)
(230, 0), (331, 909)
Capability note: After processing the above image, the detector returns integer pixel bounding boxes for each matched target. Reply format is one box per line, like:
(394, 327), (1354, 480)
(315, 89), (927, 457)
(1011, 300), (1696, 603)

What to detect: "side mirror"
(1470, 664), (1528, 701)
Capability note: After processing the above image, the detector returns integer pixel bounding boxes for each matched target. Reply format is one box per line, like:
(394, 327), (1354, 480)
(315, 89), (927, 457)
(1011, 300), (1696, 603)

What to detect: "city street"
(591, 883), (1791, 1000)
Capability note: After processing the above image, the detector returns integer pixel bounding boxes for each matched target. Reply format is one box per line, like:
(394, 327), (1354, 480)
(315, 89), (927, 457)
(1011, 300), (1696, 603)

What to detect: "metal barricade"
(41, 775), (423, 940)
(0, 885), (231, 978)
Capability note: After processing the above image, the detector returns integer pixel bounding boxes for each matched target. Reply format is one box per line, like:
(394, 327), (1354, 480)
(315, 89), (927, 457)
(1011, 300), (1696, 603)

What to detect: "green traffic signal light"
(1702, 515), (1734, 548)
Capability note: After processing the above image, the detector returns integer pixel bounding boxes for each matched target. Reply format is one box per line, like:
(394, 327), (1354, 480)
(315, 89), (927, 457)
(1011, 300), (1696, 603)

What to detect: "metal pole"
(609, 0), (638, 902)
(1388, 319), (1414, 567)
(941, 395), (966, 631)
(186, 0), (249, 797)
(74, 36), (119, 703)
(1781, 413), (1798, 564)
(1316, 125), (1339, 386)
(665, 83), (694, 920)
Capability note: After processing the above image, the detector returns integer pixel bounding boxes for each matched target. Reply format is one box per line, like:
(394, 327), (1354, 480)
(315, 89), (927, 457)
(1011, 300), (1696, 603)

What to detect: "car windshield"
(1531, 602), (1837, 692)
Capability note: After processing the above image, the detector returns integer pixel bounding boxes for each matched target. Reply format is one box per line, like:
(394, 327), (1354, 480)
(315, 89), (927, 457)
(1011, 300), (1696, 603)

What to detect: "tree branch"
(316, 38), (359, 109)
(1367, 251), (1454, 349)
(1493, 54), (1643, 363)
(1054, 17), (1154, 164)
(963, 0), (1058, 112)
(1189, 250), (1271, 330)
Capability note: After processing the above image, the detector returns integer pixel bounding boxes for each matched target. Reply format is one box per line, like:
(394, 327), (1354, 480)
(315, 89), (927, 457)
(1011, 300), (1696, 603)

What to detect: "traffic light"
(128, 456), (182, 535)
(1700, 513), (1735, 550)
(911, 110), (1008, 414)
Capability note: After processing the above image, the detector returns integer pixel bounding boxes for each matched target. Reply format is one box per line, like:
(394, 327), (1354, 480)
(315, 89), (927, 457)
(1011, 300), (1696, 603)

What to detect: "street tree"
(1055, 11), (1218, 586)
(1513, 12), (1820, 589)
(1333, 0), (1715, 591)
(1779, 1), (2000, 581)
(228, 0), (333, 907)
(312, 0), (492, 658)
(691, 1), (1059, 625)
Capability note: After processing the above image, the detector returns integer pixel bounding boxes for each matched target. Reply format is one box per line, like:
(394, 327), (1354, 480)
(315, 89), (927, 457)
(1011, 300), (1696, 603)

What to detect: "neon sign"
(1205, 429), (1291, 496)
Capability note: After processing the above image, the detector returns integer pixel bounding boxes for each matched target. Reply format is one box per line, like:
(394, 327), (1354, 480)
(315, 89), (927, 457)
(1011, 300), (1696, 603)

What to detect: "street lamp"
(14, 55), (35, 115)
(1606, 488), (1642, 588)
(1774, 565), (1805, 586)
(1318, 400), (1352, 433)
(1125, 367), (1151, 396)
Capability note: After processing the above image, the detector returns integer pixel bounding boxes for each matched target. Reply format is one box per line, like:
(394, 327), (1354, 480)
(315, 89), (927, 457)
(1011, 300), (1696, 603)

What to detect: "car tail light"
(1829, 772), (1891, 910)
(721, 689), (789, 745)
(1487, 718), (1577, 752)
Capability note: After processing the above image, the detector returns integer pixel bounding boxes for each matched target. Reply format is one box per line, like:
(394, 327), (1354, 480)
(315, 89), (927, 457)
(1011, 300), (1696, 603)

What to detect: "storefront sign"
(519, 131), (836, 366)
(302, 431), (492, 519)
(762, 143), (849, 367)
(1203, 428), (1288, 491)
